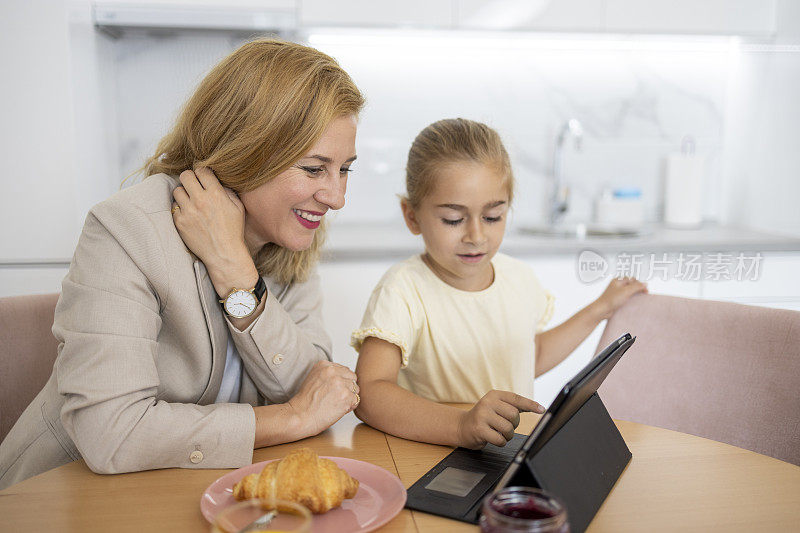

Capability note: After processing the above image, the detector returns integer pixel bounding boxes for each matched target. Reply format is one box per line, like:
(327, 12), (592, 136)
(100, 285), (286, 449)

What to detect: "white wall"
(107, 30), (735, 230)
(721, 0), (800, 237)
(67, 1), (121, 225)
(0, 1), (118, 296)
(100, 23), (800, 238)
(309, 32), (733, 230)
(0, 1), (80, 261)
(1, 1), (798, 292)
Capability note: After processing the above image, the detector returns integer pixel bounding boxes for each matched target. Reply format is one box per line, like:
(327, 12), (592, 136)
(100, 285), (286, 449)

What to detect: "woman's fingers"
(172, 185), (189, 208)
(315, 361), (358, 397)
(194, 167), (224, 192)
(178, 169), (204, 196)
(224, 187), (244, 210)
(333, 362), (358, 382)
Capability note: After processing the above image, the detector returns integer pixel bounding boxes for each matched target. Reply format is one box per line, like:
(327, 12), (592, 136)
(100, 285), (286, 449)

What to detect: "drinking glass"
(211, 499), (312, 533)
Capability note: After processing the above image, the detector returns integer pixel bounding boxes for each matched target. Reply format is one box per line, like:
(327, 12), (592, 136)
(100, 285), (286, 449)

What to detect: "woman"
(0, 39), (365, 489)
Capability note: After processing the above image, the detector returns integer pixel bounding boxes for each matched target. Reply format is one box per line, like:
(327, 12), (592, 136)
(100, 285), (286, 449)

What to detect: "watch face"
(224, 289), (257, 318)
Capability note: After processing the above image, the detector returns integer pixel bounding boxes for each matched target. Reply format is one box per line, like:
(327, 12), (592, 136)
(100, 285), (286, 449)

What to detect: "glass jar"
(479, 487), (569, 533)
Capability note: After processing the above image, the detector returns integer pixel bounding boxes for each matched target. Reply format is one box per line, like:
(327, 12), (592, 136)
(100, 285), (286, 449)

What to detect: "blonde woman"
(0, 39), (365, 489)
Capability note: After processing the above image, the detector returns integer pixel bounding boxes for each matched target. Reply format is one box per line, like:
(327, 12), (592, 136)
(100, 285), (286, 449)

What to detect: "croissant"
(232, 448), (359, 514)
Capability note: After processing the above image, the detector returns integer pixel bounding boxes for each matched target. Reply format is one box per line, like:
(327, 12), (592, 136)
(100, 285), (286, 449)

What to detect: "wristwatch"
(219, 277), (267, 319)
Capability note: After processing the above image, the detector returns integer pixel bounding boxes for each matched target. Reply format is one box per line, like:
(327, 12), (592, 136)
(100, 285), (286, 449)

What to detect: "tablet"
(405, 332), (636, 530)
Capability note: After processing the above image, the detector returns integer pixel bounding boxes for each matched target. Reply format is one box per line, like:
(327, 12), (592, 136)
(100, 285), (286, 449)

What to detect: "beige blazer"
(0, 174), (332, 489)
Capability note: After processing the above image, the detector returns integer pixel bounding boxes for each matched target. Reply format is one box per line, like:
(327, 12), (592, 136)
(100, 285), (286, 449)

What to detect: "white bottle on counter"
(664, 137), (704, 228)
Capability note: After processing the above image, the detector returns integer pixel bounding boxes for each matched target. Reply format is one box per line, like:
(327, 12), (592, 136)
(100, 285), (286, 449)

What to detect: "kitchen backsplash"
(113, 31), (732, 228)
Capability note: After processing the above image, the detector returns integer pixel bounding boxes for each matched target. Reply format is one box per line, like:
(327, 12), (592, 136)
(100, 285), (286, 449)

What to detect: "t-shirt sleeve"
(536, 289), (556, 333)
(522, 263), (555, 333)
(350, 285), (417, 368)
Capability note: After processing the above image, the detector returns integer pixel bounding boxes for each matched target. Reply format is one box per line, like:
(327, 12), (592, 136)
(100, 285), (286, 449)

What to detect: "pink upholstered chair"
(0, 293), (61, 443)
(596, 293), (800, 466)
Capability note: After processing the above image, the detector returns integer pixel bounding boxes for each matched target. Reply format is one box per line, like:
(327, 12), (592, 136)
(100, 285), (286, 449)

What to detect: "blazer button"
(189, 450), (204, 464)
(272, 354), (284, 365)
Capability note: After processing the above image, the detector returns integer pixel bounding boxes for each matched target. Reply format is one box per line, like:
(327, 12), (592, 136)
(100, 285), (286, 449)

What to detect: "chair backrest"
(0, 293), (60, 443)
(596, 293), (800, 466)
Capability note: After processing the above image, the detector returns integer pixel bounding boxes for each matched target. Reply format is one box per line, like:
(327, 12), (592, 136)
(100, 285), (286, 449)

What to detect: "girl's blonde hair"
(404, 118), (514, 209)
(143, 38), (365, 284)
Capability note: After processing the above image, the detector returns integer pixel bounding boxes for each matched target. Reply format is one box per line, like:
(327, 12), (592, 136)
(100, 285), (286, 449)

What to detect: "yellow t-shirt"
(351, 253), (554, 403)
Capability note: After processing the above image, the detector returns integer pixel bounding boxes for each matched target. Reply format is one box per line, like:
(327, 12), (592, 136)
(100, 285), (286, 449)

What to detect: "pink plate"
(200, 457), (407, 533)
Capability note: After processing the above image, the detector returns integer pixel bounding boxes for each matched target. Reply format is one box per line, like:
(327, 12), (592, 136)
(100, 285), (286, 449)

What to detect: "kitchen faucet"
(549, 118), (583, 226)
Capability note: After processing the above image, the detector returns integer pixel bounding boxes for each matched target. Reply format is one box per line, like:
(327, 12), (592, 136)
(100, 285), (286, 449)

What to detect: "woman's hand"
(457, 390), (545, 449)
(287, 361), (360, 438)
(592, 277), (648, 321)
(171, 168), (257, 298)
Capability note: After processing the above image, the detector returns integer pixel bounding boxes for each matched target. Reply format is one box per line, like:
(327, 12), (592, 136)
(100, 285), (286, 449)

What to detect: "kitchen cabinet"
(93, 0), (296, 31)
(456, 0), (605, 32)
(604, 0), (777, 36)
(700, 252), (800, 302)
(299, 0), (453, 29)
(455, 0), (776, 35)
(90, 0), (777, 35)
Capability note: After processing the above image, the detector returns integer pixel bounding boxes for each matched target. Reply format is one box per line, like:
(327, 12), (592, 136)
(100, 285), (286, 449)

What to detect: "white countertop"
(5, 223), (798, 267)
(321, 222), (800, 262)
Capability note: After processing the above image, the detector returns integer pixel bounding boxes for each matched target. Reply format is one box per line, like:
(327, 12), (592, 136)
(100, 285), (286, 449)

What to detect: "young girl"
(351, 118), (647, 450)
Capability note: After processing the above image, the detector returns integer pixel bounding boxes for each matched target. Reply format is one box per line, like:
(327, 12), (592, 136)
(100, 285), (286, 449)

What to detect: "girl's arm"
(355, 337), (544, 449)
(535, 277), (647, 377)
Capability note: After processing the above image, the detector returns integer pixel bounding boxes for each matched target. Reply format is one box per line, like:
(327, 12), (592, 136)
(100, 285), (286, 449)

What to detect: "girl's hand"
(457, 390), (546, 449)
(288, 361), (360, 437)
(593, 277), (648, 321)
(171, 168), (257, 297)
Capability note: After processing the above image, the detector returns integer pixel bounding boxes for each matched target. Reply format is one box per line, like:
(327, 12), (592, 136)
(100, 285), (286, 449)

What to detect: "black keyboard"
(455, 432), (527, 468)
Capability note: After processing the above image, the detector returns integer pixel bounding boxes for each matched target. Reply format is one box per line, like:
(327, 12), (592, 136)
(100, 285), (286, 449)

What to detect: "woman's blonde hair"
(404, 118), (513, 209)
(143, 38), (365, 284)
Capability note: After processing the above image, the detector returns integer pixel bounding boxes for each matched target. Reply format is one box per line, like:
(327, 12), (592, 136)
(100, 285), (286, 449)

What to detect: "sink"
(518, 223), (647, 239)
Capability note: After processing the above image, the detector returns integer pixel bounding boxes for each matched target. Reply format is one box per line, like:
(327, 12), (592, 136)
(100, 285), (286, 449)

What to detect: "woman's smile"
(293, 208), (324, 229)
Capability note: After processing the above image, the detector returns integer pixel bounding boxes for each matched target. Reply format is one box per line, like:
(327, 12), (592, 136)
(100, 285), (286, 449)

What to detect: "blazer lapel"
(193, 260), (228, 405)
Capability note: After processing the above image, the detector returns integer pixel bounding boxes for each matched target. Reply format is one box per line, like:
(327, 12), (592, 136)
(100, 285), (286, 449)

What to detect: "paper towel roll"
(664, 153), (704, 228)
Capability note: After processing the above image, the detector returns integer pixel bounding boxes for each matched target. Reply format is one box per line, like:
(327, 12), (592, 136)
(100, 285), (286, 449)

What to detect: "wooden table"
(1, 408), (798, 532)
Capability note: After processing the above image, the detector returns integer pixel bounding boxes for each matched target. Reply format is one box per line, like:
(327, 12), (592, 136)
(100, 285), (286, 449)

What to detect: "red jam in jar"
(479, 487), (569, 533)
